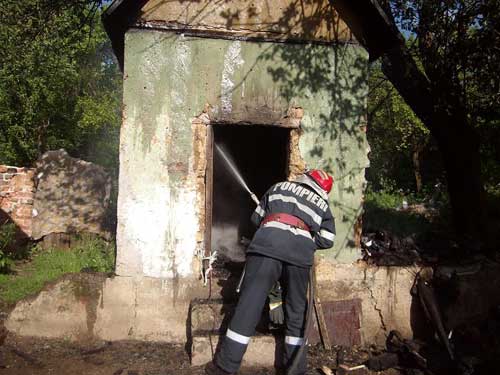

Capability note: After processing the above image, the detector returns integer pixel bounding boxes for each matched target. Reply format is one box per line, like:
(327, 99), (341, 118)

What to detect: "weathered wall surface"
(5, 264), (425, 346)
(32, 150), (112, 240)
(6, 274), (203, 343)
(139, 0), (353, 43)
(117, 29), (368, 278)
(316, 259), (423, 345)
(0, 165), (35, 237)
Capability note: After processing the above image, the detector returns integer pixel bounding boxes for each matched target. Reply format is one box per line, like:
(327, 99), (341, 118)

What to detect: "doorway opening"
(210, 125), (290, 263)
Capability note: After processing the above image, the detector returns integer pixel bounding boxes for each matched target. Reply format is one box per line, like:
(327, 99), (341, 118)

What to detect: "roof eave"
(102, 0), (149, 70)
(329, 0), (404, 61)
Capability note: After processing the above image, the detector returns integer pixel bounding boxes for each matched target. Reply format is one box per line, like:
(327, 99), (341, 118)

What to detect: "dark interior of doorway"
(211, 125), (290, 265)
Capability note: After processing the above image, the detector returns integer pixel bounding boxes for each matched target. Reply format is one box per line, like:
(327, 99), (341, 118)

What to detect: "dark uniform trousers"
(216, 254), (310, 374)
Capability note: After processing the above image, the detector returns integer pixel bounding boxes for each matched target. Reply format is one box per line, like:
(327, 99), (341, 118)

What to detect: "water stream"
(214, 143), (253, 195)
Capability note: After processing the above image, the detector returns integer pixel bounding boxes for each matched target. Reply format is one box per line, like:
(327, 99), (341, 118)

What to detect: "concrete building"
(103, 0), (369, 278)
(103, 0), (375, 347)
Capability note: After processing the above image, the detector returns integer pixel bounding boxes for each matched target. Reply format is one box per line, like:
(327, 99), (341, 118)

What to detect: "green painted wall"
(118, 28), (368, 276)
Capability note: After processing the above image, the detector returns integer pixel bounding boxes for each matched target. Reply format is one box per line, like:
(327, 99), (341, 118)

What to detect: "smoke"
(212, 223), (247, 263)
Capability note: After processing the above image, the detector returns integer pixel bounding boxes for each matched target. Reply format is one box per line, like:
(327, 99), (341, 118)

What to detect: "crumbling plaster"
(116, 28), (369, 279)
(315, 258), (425, 345)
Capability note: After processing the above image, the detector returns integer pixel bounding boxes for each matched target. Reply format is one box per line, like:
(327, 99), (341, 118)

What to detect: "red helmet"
(307, 169), (333, 194)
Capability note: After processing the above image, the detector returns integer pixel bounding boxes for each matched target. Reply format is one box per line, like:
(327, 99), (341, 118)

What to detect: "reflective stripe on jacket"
(247, 181), (336, 267)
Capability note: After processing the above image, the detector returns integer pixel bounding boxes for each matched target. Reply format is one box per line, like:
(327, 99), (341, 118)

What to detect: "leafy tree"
(0, 0), (121, 172)
(334, 0), (500, 243)
(368, 62), (430, 193)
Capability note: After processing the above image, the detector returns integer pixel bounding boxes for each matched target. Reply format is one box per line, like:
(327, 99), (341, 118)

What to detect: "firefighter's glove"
(268, 283), (284, 326)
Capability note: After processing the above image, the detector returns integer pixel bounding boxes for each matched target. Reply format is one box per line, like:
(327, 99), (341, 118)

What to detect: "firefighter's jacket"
(247, 178), (336, 267)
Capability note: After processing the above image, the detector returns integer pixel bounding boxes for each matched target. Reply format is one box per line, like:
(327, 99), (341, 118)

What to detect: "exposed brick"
(15, 206), (33, 218)
(0, 165), (35, 238)
(14, 218), (28, 226)
(12, 192), (33, 199)
(1, 205), (13, 214)
(11, 175), (32, 188)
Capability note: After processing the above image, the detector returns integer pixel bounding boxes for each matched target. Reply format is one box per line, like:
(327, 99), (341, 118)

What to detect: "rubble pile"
(361, 231), (424, 266)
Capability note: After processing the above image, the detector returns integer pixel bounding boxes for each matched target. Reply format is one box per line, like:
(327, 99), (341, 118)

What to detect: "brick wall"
(0, 166), (35, 238)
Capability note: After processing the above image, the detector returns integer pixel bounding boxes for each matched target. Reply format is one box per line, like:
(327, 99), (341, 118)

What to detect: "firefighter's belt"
(262, 213), (310, 232)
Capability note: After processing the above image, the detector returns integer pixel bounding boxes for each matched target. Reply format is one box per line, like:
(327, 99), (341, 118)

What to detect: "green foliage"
(368, 61), (432, 192)
(367, 1), (500, 197)
(365, 186), (405, 210)
(0, 223), (16, 271)
(0, 0), (121, 172)
(363, 188), (433, 238)
(384, 0), (500, 189)
(0, 235), (115, 304)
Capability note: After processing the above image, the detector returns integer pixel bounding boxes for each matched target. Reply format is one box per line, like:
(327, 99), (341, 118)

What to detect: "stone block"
(191, 334), (278, 367)
(32, 149), (112, 240)
(133, 277), (192, 342)
(93, 276), (137, 341)
(191, 301), (232, 333)
(5, 276), (91, 339)
(6, 274), (207, 344)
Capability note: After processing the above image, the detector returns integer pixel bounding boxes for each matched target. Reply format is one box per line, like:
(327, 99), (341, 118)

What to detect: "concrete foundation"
(192, 335), (279, 367)
(6, 261), (427, 347)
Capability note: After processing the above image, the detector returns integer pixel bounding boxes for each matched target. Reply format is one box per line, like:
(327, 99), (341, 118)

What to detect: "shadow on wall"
(137, 1), (368, 251)
(208, 1), (368, 250)
(258, 39), (368, 252)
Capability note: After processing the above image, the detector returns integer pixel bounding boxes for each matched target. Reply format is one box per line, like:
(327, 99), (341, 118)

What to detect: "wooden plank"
(313, 261), (332, 350)
(204, 125), (214, 259)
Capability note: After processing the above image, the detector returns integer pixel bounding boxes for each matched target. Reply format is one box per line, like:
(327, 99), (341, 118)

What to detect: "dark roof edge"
(103, 0), (399, 68)
(329, 0), (403, 61)
(102, 0), (149, 70)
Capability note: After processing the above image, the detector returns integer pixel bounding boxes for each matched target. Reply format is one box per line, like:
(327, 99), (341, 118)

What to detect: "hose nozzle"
(250, 192), (259, 205)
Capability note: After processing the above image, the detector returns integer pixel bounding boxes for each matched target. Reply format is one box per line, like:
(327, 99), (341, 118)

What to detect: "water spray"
(215, 144), (259, 205)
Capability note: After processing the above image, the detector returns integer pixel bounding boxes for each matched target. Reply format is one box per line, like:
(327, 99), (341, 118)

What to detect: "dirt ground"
(0, 334), (403, 375)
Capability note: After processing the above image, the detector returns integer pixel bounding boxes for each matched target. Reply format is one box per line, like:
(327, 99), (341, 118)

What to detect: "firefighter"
(205, 170), (336, 375)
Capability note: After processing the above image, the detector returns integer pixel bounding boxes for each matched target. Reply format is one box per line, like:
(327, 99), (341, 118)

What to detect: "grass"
(0, 235), (115, 304)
